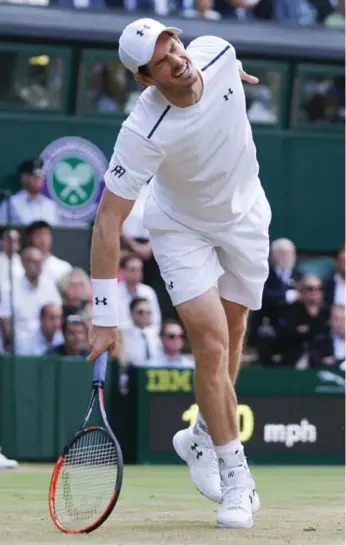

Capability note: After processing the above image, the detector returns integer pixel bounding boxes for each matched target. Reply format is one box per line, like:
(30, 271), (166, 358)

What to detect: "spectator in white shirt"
(25, 221), (72, 285)
(122, 297), (162, 366)
(59, 268), (91, 320)
(0, 229), (24, 286)
(0, 246), (62, 352)
(145, 319), (194, 369)
(118, 254), (161, 332)
(0, 159), (59, 226)
(17, 303), (64, 356)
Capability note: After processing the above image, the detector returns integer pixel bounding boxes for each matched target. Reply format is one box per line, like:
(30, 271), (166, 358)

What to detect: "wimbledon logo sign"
(41, 137), (108, 224)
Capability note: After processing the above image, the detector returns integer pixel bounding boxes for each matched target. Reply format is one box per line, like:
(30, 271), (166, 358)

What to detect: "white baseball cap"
(119, 18), (182, 74)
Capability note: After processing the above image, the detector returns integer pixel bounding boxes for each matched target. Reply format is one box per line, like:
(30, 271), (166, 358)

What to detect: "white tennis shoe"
(173, 425), (261, 514)
(217, 461), (254, 529)
(173, 425), (222, 503)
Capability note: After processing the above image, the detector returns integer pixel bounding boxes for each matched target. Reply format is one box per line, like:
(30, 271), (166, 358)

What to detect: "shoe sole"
(172, 431), (222, 504)
(217, 518), (253, 529)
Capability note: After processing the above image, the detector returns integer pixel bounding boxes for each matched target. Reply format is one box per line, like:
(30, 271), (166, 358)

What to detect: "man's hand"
(87, 325), (120, 363)
(239, 69), (259, 85)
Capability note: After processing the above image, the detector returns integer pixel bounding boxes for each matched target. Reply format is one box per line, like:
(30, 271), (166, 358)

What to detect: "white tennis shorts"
(143, 187), (271, 310)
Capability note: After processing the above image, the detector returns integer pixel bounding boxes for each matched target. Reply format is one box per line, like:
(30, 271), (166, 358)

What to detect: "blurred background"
(0, 0), (344, 468)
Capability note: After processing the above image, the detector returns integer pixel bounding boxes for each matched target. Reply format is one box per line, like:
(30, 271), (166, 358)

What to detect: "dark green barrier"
(136, 367), (345, 465)
(0, 355), (118, 461)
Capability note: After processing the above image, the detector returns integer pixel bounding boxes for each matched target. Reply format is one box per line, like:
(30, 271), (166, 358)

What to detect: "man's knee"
(222, 300), (248, 339)
(194, 332), (229, 374)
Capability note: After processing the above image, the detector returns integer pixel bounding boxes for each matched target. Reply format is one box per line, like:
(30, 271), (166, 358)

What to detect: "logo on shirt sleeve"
(111, 165), (126, 178)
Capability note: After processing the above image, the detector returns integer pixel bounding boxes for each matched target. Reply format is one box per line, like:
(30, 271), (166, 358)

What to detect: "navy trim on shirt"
(147, 105), (171, 139)
(201, 45), (231, 72)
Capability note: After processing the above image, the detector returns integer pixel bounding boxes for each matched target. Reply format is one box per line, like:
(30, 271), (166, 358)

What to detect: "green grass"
(0, 465), (344, 544)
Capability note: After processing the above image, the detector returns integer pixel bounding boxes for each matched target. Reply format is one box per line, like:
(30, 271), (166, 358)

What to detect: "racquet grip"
(92, 351), (108, 386)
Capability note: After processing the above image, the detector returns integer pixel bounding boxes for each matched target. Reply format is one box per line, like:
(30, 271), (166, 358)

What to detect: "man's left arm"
(237, 60), (259, 85)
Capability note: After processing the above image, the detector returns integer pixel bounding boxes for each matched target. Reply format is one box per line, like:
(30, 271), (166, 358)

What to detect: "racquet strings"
(54, 429), (118, 530)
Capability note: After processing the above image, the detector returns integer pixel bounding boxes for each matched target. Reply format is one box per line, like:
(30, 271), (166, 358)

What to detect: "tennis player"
(88, 18), (271, 529)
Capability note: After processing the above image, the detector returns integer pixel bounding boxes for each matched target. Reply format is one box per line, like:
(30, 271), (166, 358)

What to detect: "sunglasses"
(165, 333), (184, 340)
(303, 285), (323, 292)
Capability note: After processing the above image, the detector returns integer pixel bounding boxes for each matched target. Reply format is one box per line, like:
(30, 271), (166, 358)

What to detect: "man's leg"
(177, 287), (237, 445)
(174, 287), (253, 528)
(195, 300), (247, 436)
(221, 299), (248, 384)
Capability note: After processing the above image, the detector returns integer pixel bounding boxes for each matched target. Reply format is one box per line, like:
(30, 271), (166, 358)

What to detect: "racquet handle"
(92, 351), (108, 386)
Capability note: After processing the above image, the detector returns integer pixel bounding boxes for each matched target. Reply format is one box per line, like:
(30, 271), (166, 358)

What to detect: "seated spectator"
(309, 304), (345, 369)
(25, 221), (72, 285)
(324, 245), (345, 307)
(275, 274), (330, 367)
(0, 229), (24, 286)
(46, 315), (89, 357)
(16, 303), (64, 356)
(118, 254), (161, 332)
(0, 159), (59, 226)
(144, 319), (194, 368)
(248, 238), (301, 360)
(264, 238), (301, 309)
(122, 297), (162, 366)
(0, 246), (62, 352)
(59, 268), (91, 320)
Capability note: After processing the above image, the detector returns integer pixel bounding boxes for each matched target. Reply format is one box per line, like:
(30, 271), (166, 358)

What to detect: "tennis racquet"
(48, 351), (123, 534)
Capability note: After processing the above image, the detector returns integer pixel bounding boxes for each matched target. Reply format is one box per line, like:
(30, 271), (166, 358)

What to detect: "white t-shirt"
(104, 36), (261, 231)
(0, 190), (59, 226)
(0, 274), (62, 350)
(42, 254), (72, 285)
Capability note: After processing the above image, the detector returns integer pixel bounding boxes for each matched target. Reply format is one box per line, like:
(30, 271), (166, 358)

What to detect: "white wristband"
(92, 278), (119, 327)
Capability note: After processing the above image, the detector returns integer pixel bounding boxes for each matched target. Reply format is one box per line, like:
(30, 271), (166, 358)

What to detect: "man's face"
(272, 244), (296, 270)
(42, 305), (63, 335)
(138, 33), (199, 91)
(21, 248), (43, 280)
(161, 323), (184, 354)
(300, 276), (324, 306)
(29, 227), (52, 255)
(131, 301), (152, 329)
(64, 273), (89, 305)
(123, 258), (143, 285)
(22, 173), (44, 195)
(65, 323), (87, 354)
(330, 306), (345, 338)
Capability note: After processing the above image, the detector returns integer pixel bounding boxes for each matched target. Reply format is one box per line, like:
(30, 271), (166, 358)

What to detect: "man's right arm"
(90, 189), (134, 279)
(88, 124), (163, 361)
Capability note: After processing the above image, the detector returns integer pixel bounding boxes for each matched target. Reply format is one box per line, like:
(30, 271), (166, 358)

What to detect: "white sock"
(214, 438), (243, 470)
(193, 411), (209, 436)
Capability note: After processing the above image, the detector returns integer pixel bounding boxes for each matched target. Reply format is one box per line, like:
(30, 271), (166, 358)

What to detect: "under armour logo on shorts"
(95, 297), (107, 305)
(223, 88), (233, 101)
(167, 281), (174, 290)
(111, 165), (126, 178)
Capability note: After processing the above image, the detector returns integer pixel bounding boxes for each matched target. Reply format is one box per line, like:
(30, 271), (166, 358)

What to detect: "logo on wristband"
(95, 297), (107, 306)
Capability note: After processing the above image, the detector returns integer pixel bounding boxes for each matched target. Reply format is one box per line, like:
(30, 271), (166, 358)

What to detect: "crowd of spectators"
(10, 0), (344, 26)
(0, 158), (344, 373)
(248, 239), (345, 370)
